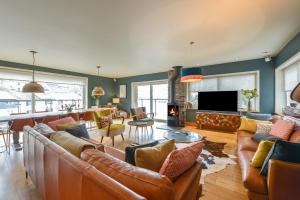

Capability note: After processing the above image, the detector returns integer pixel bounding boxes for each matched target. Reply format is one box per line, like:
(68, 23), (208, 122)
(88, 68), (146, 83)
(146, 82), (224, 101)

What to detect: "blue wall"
(115, 72), (168, 113)
(115, 58), (275, 119)
(275, 32), (300, 67)
(0, 60), (116, 107)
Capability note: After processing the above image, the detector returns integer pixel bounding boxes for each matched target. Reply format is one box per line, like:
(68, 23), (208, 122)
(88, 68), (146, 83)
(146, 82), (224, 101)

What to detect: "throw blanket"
(50, 131), (95, 157)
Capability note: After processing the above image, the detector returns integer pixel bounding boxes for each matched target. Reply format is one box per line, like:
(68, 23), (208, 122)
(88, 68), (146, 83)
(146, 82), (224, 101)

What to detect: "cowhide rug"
(176, 139), (236, 184)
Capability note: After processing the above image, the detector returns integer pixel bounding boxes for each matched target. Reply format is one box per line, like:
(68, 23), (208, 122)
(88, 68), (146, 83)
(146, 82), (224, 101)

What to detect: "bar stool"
(82, 111), (95, 129)
(0, 122), (12, 154)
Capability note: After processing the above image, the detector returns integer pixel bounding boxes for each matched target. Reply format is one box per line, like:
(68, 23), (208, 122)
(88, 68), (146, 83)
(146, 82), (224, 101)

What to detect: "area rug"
(176, 139), (236, 184)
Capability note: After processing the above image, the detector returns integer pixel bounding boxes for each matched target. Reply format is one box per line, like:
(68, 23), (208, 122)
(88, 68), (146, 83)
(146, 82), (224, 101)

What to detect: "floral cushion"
(256, 123), (273, 134)
(270, 119), (295, 140)
(99, 116), (113, 128)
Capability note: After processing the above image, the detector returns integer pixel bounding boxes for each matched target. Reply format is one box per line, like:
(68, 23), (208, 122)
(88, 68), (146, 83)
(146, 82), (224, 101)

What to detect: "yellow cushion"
(251, 140), (274, 167)
(101, 124), (125, 131)
(135, 140), (175, 172)
(239, 117), (257, 132)
(239, 117), (272, 133)
(56, 122), (80, 131)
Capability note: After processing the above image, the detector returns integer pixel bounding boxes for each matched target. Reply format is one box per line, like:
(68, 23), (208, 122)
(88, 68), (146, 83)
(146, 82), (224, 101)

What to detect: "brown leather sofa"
(23, 126), (202, 200)
(237, 129), (300, 200)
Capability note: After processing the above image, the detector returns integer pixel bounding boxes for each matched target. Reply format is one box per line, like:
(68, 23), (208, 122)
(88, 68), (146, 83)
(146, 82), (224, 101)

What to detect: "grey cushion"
(33, 123), (55, 137)
(246, 112), (272, 121)
(251, 133), (280, 143)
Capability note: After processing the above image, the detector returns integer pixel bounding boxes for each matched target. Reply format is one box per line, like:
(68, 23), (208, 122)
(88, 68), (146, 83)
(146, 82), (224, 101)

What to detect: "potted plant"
(241, 89), (259, 111)
(65, 104), (75, 112)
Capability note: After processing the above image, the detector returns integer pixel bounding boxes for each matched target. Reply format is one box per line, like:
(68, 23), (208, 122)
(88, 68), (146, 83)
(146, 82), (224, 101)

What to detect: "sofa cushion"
(289, 130), (300, 143)
(48, 117), (75, 130)
(50, 131), (95, 157)
(81, 149), (175, 200)
(135, 140), (175, 172)
(246, 113), (272, 121)
(56, 122), (80, 131)
(261, 140), (300, 176)
(159, 141), (203, 181)
(238, 134), (259, 152)
(238, 150), (268, 194)
(239, 117), (257, 133)
(270, 119), (295, 140)
(65, 124), (90, 139)
(251, 133), (281, 143)
(125, 141), (159, 165)
(251, 141), (274, 168)
(283, 116), (300, 130)
(33, 123), (55, 137)
(256, 123), (273, 134)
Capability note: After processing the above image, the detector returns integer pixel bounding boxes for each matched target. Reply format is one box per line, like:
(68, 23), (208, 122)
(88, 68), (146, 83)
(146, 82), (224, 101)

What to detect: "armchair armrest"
(80, 137), (105, 152)
(268, 160), (300, 200)
(146, 112), (154, 119)
(173, 161), (202, 200)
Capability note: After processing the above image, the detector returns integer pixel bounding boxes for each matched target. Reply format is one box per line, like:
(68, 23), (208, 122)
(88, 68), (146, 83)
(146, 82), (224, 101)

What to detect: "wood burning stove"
(167, 104), (180, 126)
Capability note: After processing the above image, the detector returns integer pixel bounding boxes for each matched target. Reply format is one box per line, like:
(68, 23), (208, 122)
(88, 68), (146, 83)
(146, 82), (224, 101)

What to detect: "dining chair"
(0, 123), (12, 154)
(93, 110), (125, 146)
(82, 111), (95, 129)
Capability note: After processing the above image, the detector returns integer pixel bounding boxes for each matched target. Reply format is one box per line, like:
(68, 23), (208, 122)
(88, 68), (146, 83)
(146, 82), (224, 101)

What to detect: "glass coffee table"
(164, 130), (203, 143)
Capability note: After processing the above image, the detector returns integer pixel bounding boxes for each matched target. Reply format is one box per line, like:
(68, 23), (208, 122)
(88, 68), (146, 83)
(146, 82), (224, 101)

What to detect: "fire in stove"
(168, 105), (179, 117)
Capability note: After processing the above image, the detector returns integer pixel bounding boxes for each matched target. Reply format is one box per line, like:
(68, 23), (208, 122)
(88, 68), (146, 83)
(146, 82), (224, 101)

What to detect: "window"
(0, 67), (88, 116)
(187, 71), (259, 110)
(283, 60), (300, 106)
(132, 80), (168, 120)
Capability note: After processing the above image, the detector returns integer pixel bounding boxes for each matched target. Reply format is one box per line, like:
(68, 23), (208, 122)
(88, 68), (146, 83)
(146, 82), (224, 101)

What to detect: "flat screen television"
(198, 91), (238, 112)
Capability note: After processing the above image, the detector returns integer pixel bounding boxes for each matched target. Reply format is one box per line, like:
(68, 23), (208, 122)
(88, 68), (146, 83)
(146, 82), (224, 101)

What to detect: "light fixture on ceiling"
(181, 41), (204, 82)
(22, 50), (44, 93)
(91, 66), (105, 97)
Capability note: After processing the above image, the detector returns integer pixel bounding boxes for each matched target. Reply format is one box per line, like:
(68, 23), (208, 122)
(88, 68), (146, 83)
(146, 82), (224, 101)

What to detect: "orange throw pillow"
(270, 119), (295, 140)
(159, 141), (204, 181)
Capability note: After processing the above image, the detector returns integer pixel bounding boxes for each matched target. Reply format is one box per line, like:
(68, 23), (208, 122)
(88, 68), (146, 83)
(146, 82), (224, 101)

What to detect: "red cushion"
(159, 141), (204, 181)
(48, 117), (75, 131)
(270, 119), (295, 140)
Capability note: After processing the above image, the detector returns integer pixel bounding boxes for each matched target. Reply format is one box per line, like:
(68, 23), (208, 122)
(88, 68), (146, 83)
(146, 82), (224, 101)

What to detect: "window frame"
(0, 66), (88, 114)
(186, 70), (260, 111)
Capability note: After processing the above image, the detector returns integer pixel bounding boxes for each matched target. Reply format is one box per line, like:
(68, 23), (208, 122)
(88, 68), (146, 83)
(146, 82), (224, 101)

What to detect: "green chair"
(93, 109), (125, 146)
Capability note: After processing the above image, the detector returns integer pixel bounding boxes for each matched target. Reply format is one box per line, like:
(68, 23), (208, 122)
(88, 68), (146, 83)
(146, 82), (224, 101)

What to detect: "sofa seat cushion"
(238, 134), (259, 152)
(238, 150), (268, 194)
(81, 149), (175, 200)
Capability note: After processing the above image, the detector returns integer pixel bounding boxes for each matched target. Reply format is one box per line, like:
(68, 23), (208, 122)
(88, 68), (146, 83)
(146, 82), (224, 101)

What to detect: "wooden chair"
(93, 110), (125, 146)
(9, 118), (35, 150)
(0, 123), (12, 154)
(82, 111), (95, 129)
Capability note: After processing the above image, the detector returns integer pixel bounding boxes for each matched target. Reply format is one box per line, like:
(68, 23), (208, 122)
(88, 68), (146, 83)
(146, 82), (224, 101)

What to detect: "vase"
(95, 98), (100, 107)
(247, 99), (252, 111)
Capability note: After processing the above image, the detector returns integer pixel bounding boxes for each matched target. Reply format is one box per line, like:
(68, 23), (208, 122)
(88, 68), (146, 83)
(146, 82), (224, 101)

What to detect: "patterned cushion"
(99, 116), (113, 128)
(256, 123), (273, 134)
(283, 116), (300, 130)
(159, 141), (204, 181)
(270, 119), (295, 140)
(33, 123), (55, 137)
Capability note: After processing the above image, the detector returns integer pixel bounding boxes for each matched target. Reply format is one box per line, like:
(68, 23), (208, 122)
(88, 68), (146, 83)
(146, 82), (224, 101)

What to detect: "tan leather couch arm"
(268, 160), (300, 200)
(173, 161), (202, 200)
(105, 146), (126, 161)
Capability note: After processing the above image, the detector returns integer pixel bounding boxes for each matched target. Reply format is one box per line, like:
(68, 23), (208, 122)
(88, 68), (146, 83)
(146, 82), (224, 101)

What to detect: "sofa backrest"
(23, 126), (145, 200)
(81, 149), (175, 200)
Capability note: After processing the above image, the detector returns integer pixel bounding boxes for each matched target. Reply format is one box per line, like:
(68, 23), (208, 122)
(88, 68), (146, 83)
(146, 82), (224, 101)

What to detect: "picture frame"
(119, 85), (126, 98)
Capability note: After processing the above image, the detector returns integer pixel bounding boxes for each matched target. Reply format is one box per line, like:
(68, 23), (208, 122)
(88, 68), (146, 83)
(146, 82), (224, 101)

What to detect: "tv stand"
(195, 111), (241, 132)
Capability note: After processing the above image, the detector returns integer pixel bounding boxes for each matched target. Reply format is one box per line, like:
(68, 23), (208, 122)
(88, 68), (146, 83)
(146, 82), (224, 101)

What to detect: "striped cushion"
(270, 119), (295, 140)
(159, 141), (204, 181)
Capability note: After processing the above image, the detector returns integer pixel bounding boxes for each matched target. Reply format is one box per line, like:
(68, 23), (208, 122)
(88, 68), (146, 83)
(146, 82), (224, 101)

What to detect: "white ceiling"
(0, 0), (299, 78)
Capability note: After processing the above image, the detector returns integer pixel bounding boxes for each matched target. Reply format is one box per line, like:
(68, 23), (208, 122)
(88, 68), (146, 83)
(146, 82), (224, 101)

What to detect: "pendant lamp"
(22, 50), (44, 93)
(180, 41), (204, 82)
(91, 66), (105, 97)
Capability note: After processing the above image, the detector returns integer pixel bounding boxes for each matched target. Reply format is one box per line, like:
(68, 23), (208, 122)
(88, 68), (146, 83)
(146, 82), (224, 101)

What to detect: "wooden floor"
(0, 120), (248, 200)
